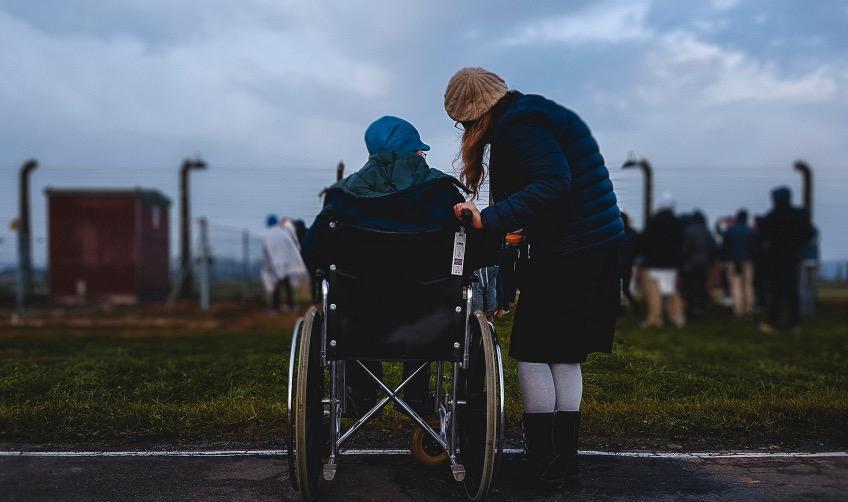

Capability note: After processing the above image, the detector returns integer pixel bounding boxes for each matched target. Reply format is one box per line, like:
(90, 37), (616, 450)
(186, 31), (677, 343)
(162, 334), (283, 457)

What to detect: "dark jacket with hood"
(640, 208), (685, 268)
(682, 212), (717, 269)
(722, 221), (757, 264)
(480, 91), (623, 257)
(758, 187), (814, 265)
(301, 151), (466, 274)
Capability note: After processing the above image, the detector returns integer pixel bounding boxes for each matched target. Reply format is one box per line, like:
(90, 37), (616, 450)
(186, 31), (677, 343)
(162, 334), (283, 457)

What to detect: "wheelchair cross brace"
(323, 359), (466, 482)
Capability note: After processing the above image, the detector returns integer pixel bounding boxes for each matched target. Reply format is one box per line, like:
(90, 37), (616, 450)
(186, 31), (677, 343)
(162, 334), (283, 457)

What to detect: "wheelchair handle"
(505, 231), (524, 246)
(460, 208), (473, 229)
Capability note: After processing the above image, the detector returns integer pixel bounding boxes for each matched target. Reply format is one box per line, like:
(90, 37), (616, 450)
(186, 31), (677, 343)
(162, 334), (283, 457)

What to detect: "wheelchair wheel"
(287, 317), (303, 491)
(293, 306), (326, 501)
(458, 311), (502, 501)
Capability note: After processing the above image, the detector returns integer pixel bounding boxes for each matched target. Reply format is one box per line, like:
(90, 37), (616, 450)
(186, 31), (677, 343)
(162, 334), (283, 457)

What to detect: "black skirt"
(509, 244), (620, 363)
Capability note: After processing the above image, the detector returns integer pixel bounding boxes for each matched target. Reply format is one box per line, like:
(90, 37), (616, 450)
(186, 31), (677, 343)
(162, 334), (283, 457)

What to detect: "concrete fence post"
(241, 229), (250, 301)
(622, 156), (653, 229)
(16, 159), (38, 313)
(198, 217), (211, 311)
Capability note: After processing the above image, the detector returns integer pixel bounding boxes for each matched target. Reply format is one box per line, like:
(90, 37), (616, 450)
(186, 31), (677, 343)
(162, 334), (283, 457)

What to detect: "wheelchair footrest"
(451, 463), (465, 482)
(323, 461), (337, 481)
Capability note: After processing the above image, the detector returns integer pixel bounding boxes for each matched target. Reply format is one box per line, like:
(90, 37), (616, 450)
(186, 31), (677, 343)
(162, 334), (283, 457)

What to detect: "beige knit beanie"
(444, 67), (508, 123)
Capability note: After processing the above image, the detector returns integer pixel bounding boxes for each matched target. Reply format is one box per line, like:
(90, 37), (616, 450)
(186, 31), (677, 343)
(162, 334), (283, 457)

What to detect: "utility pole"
(16, 159), (38, 312)
(621, 155), (654, 228)
(794, 160), (813, 220)
(178, 157), (207, 297)
(319, 160), (345, 200)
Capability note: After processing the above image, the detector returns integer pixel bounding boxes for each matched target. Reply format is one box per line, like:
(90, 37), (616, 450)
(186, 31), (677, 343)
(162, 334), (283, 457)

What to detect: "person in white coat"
(261, 214), (308, 312)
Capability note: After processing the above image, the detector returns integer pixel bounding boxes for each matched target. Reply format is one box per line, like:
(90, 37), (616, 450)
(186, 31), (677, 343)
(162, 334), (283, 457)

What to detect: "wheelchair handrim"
(462, 311), (499, 501)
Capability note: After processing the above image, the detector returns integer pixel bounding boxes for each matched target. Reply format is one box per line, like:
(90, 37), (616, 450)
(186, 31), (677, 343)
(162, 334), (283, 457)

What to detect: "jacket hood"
(771, 186), (791, 208)
(327, 151), (463, 198)
(364, 116), (430, 155)
(686, 210), (707, 226)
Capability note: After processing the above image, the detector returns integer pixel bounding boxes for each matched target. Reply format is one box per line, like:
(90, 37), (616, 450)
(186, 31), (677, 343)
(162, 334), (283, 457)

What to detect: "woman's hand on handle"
(453, 202), (484, 230)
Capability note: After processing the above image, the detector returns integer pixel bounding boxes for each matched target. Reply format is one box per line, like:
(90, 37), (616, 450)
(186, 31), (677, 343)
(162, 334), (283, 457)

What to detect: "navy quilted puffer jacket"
(481, 91), (623, 256)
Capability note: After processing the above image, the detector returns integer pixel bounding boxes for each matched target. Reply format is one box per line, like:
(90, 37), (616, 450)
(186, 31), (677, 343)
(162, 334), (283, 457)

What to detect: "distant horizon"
(2, 259), (847, 283)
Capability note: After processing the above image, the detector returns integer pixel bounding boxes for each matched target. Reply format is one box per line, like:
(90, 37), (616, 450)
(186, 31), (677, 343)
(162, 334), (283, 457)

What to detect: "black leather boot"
(518, 413), (563, 489)
(551, 411), (580, 485)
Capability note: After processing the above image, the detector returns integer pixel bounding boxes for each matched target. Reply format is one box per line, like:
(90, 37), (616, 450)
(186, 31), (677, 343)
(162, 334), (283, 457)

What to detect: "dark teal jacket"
(328, 150), (456, 198)
(302, 151), (467, 273)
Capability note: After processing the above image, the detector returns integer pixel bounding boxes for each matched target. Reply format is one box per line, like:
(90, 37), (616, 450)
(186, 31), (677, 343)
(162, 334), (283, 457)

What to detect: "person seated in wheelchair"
(302, 115), (469, 417)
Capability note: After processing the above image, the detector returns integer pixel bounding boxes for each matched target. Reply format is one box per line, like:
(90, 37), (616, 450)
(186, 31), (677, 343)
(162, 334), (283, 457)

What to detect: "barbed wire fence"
(2, 161), (848, 310)
(185, 218), (267, 309)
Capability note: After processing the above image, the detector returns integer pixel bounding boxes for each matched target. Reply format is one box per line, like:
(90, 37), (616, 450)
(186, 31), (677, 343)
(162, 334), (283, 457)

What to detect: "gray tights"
(517, 361), (582, 413)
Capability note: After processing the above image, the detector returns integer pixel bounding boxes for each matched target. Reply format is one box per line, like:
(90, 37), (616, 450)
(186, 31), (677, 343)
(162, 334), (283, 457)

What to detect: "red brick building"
(45, 188), (171, 304)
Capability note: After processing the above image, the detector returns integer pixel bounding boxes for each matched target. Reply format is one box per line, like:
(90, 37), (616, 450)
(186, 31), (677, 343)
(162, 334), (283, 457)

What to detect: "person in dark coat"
(639, 196), (686, 327)
(302, 116), (467, 417)
(719, 209), (757, 317)
(292, 219), (308, 245)
(618, 212), (640, 316)
(302, 118), (466, 272)
(752, 214), (769, 308)
(757, 187), (815, 333)
(681, 211), (716, 320)
(444, 67), (623, 489)
(496, 257), (517, 318)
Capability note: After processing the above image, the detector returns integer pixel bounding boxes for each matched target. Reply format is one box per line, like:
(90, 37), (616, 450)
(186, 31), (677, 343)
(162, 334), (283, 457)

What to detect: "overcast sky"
(1, 0), (847, 265)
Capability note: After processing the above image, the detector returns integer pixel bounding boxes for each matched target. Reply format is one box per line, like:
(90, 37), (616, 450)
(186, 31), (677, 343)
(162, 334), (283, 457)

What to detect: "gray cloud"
(0, 0), (846, 265)
(500, 1), (653, 46)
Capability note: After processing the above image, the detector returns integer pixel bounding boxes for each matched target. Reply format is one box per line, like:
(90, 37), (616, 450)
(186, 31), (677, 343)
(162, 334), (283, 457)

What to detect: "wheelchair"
(287, 212), (505, 500)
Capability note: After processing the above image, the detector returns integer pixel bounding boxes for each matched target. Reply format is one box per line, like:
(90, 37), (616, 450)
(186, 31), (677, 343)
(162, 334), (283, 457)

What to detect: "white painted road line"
(580, 450), (848, 459)
(0, 449), (846, 459)
(0, 450), (290, 457)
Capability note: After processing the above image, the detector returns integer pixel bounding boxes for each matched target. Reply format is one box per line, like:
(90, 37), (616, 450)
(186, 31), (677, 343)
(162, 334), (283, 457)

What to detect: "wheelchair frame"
(288, 273), (506, 501)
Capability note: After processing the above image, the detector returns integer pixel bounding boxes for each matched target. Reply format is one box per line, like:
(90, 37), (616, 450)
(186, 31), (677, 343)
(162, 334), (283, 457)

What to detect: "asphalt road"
(2, 453), (846, 501)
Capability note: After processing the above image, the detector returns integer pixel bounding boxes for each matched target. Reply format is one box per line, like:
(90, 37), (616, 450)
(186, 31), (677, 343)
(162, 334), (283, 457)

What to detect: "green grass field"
(1, 299), (846, 450)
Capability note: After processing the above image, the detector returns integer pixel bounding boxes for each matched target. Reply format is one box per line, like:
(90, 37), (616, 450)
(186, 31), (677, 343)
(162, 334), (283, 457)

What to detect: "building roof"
(44, 187), (171, 207)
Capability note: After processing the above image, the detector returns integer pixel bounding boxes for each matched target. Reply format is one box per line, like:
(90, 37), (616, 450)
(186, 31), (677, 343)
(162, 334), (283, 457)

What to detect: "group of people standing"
(619, 187), (818, 333)
(471, 260), (518, 320)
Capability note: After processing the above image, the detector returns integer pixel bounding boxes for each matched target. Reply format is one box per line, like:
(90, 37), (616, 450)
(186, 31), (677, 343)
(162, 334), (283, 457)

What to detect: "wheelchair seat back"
(324, 223), (468, 362)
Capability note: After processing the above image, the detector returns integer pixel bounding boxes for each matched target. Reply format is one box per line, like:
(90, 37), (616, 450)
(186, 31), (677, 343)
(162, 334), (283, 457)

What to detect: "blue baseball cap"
(364, 116), (430, 155)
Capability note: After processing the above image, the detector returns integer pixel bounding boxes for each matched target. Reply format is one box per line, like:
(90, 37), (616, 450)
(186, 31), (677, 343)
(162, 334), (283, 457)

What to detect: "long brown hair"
(457, 110), (494, 200)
